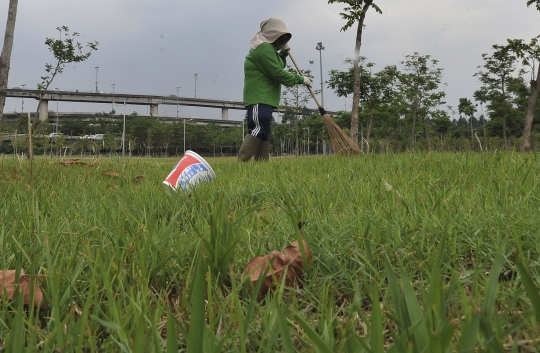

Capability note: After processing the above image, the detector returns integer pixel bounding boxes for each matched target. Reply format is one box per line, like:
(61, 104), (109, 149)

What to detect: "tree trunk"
(366, 109), (373, 153)
(350, 1), (371, 144)
(423, 117), (432, 151)
(410, 104), (418, 151)
(521, 67), (540, 152)
(502, 115), (508, 150)
(0, 0), (19, 124)
(501, 82), (509, 150)
(295, 117), (299, 157)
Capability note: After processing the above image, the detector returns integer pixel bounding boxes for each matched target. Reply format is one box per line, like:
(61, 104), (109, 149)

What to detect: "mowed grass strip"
(0, 152), (539, 352)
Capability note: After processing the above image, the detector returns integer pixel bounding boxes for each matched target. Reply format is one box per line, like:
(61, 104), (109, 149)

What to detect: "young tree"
(280, 63), (318, 156)
(474, 45), (518, 150)
(398, 53), (446, 151)
(0, 0), (19, 124)
(328, 0), (382, 144)
(458, 98), (477, 139)
(432, 109), (452, 143)
(506, 37), (540, 151)
(328, 58), (399, 152)
(38, 27), (98, 92)
(473, 88), (490, 148)
(27, 26), (98, 162)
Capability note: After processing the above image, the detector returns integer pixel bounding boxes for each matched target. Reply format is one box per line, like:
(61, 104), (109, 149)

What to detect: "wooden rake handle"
(288, 52), (326, 114)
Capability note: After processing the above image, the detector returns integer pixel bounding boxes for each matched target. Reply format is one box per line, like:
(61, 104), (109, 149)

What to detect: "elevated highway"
(6, 88), (245, 121)
(6, 88), (337, 121)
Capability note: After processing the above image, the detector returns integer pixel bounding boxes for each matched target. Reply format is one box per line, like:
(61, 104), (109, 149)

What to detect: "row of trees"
(2, 101), (535, 157)
(1, 41), (539, 156)
(317, 48), (540, 153)
(324, 0), (540, 151)
(0, 114), (243, 157)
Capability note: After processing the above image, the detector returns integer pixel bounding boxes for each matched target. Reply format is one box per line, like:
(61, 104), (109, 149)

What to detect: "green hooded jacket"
(243, 18), (304, 108)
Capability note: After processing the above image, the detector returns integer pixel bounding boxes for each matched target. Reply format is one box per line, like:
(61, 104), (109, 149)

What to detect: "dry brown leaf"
(101, 170), (119, 177)
(60, 158), (84, 166)
(0, 269), (45, 307)
(242, 222), (312, 297)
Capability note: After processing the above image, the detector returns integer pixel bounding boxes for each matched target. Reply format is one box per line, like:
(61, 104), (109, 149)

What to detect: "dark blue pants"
(246, 104), (273, 141)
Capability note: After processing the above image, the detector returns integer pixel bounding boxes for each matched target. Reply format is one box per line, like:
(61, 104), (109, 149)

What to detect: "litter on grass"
(163, 150), (216, 192)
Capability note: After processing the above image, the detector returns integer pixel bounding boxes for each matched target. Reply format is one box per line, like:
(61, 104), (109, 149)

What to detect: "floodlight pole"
(21, 84), (26, 113)
(316, 42), (325, 107)
(95, 66), (99, 92)
(194, 73), (198, 98)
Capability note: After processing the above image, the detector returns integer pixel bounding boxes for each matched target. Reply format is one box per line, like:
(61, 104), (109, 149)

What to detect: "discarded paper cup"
(163, 151), (216, 192)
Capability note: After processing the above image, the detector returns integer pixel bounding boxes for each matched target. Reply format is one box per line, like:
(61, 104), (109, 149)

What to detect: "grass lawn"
(1, 152), (539, 352)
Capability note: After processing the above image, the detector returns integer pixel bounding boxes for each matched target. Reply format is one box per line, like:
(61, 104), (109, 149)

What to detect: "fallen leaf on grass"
(101, 170), (120, 177)
(59, 158), (97, 167)
(0, 269), (45, 307)
(60, 158), (84, 166)
(242, 222), (312, 297)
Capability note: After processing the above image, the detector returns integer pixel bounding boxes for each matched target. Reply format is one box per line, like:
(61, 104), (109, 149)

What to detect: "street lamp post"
(316, 42), (325, 107)
(176, 86), (181, 119)
(122, 101), (126, 158)
(111, 84), (116, 112)
(184, 118), (193, 153)
(194, 73), (198, 98)
(95, 66), (99, 92)
(56, 95), (59, 134)
(21, 84), (26, 113)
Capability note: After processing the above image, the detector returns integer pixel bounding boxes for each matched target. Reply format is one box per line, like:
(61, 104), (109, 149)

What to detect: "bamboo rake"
(288, 52), (361, 155)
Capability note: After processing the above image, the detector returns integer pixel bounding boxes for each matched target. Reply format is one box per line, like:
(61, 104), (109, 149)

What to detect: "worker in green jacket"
(238, 18), (312, 162)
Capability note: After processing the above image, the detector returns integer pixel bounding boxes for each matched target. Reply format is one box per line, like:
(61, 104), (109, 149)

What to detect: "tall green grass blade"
(167, 308), (179, 353)
(276, 304), (295, 353)
(369, 285), (384, 352)
(187, 248), (207, 353)
(6, 294), (25, 353)
(479, 316), (504, 353)
(516, 261), (540, 322)
(294, 312), (333, 353)
(482, 244), (505, 319)
(400, 267), (428, 348)
(458, 311), (481, 353)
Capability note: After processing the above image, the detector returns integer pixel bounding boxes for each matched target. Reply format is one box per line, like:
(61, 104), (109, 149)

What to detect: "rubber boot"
(237, 134), (261, 162)
(254, 141), (272, 161)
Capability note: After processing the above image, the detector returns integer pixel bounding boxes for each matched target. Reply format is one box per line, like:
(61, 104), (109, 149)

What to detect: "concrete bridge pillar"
(39, 100), (49, 121)
(150, 104), (158, 116)
(221, 107), (228, 120)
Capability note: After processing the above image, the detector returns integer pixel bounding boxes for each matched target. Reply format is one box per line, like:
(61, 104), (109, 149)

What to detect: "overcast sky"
(1, 0), (538, 121)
